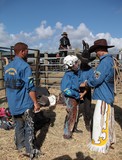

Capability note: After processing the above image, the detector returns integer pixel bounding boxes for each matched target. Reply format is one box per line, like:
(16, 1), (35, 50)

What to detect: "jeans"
(13, 109), (35, 154)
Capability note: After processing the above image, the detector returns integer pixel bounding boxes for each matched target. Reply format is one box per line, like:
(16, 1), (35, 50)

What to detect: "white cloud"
(61, 23), (94, 49)
(55, 22), (62, 29)
(0, 21), (122, 53)
(35, 21), (54, 39)
(0, 23), (15, 47)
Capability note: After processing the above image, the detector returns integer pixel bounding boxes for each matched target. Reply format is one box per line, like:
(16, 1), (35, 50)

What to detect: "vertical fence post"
(34, 50), (40, 86)
(0, 52), (4, 87)
(44, 53), (48, 88)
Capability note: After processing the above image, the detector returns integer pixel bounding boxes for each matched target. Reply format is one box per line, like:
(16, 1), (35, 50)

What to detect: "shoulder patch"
(94, 71), (101, 79)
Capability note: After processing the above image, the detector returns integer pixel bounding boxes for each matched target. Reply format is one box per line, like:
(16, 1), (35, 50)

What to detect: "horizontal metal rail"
(41, 84), (60, 88)
(40, 77), (63, 79)
(40, 64), (64, 66)
(39, 71), (64, 73)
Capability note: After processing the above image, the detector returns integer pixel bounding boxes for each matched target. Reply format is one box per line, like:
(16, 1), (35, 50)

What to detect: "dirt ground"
(0, 88), (122, 160)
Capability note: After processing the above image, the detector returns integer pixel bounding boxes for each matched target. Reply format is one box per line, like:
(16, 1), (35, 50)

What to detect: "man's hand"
(80, 82), (86, 87)
(34, 102), (41, 113)
(29, 91), (41, 113)
(80, 93), (84, 100)
(79, 90), (87, 100)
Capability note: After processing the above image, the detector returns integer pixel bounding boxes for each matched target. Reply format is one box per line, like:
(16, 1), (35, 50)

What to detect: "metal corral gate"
(0, 46), (40, 102)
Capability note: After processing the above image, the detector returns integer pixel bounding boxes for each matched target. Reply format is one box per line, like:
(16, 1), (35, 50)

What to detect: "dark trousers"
(59, 51), (68, 57)
(81, 91), (92, 124)
(75, 90), (92, 129)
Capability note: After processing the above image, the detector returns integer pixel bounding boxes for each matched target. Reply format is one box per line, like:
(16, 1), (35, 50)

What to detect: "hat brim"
(61, 34), (67, 36)
(89, 45), (115, 53)
(76, 53), (96, 63)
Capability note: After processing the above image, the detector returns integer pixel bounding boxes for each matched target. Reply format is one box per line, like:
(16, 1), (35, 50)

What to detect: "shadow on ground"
(114, 104), (122, 130)
(51, 151), (93, 160)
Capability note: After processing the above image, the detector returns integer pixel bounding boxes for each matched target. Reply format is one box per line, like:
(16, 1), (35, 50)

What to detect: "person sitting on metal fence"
(59, 32), (72, 57)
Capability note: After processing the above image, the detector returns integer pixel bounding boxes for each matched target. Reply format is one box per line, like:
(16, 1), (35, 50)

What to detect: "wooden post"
(113, 58), (122, 102)
(0, 52), (4, 87)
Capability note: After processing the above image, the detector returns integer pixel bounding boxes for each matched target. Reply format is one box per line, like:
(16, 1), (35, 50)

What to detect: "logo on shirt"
(94, 71), (101, 79)
(5, 68), (17, 75)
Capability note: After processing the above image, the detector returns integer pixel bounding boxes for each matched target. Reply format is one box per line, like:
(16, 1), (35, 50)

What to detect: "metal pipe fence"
(0, 48), (122, 102)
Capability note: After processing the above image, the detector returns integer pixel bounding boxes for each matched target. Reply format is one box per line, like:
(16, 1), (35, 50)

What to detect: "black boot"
(73, 123), (83, 133)
(73, 128), (83, 133)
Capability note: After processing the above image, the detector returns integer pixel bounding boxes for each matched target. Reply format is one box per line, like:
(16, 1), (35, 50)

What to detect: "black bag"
(0, 117), (15, 130)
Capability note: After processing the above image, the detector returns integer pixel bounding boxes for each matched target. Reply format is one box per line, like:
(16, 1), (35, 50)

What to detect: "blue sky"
(0, 0), (122, 53)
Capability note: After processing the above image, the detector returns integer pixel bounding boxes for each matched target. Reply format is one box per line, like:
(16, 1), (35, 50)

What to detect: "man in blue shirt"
(4, 42), (40, 159)
(80, 39), (116, 153)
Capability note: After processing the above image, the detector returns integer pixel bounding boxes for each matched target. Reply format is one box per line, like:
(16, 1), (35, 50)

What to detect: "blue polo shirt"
(4, 56), (35, 115)
(87, 54), (114, 105)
